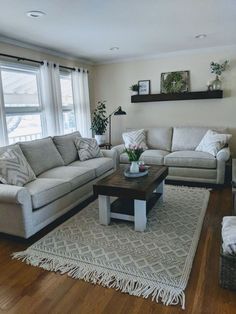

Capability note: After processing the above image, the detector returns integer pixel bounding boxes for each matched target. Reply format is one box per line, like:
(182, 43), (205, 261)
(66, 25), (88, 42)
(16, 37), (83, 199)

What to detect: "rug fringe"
(12, 251), (185, 309)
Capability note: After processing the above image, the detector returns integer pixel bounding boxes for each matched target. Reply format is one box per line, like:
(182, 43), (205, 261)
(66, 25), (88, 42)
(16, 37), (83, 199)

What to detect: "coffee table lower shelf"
(98, 182), (163, 232)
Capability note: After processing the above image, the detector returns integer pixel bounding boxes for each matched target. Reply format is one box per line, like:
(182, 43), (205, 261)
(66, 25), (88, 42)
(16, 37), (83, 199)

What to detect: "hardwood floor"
(0, 188), (235, 314)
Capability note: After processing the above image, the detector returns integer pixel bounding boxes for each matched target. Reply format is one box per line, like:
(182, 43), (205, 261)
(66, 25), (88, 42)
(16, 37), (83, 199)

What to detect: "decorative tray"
(124, 169), (148, 178)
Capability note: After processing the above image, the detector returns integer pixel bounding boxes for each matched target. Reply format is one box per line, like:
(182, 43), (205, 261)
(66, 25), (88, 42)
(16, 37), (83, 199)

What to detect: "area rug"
(13, 185), (209, 309)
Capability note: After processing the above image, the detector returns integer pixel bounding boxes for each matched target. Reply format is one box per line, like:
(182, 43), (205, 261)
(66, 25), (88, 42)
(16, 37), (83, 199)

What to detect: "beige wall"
(94, 47), (236, 156)
(0, 41), (95, 106)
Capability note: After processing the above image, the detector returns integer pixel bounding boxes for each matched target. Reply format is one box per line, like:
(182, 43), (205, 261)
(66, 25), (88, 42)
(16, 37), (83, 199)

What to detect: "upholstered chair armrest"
(0, 184), (31, 205)
(101, 149), (118, 169)
(216, 147), (231, 162)
(111, 144), (125, 155)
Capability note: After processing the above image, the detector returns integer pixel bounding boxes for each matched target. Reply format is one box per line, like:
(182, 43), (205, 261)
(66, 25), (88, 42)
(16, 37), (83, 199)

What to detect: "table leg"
(99, 195), (111, 225)
(154, 180), (164, 194)
(134, 200), (147, 231)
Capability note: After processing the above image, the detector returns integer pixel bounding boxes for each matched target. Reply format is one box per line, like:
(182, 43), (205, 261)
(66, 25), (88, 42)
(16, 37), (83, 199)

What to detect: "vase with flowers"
(210, 60), (229, 90)
(124, 145), (144, 173)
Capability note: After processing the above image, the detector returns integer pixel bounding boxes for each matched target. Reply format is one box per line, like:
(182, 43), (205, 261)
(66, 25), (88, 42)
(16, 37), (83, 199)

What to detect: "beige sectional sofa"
(0, 132), (117, 238)
(112, 127), (231, 184)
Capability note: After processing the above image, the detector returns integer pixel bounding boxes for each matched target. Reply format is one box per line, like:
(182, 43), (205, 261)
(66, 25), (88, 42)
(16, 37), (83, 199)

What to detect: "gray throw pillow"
(53, 131), (81, 165)
(20, 137), (65, 176)
(0, 146), (36, 186)
(75, 137), (103, 161)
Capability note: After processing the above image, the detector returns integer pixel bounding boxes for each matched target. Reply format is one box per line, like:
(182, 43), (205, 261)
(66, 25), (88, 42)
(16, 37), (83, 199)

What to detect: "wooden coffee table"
(93, 165), (168, 231)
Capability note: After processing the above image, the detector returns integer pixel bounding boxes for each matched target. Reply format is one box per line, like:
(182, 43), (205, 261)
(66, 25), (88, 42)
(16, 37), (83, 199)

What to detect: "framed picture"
(138, 80), (151, 95)
(160, 71), (190, 94)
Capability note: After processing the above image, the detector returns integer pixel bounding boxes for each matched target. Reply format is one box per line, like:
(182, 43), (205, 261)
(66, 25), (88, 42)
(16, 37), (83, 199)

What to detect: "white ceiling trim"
(95, 44), (236, 66)
(0, 35), (94, 66)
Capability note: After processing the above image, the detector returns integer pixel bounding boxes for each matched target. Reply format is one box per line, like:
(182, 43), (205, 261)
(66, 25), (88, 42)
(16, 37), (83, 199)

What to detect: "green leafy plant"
(124, 145), (144, 161)
(129, 84), (139, 92)
(162, 72), (187, 93)
(91, 101), (108, 135)
(210, 60), (229, 76)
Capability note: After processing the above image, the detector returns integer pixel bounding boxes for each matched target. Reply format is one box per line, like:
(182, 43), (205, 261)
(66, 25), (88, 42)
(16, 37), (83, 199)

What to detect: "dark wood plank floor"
(0, 188), (235, 314)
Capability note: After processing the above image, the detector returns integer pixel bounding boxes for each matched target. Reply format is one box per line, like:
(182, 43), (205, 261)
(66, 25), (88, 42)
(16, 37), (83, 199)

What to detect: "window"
(1, 67), (44, 144)
(60, 72), (76, 134)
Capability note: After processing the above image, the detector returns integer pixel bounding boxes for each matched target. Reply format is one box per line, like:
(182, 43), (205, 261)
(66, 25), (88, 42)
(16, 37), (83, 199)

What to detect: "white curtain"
(0, 70), (8, 146)
(39, 61), (63, 136)
(72, 68), (92, 137)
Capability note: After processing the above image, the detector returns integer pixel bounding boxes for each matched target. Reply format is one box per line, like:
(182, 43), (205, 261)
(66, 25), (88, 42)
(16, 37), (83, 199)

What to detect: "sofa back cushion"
(171, 127), (228, 151)
(53, 131), (81, 165)
(146, 127), (173, 151)
(20, 137), (64, 176)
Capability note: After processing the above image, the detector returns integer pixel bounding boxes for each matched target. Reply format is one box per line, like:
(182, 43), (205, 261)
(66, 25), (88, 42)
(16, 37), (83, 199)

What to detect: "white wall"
(94, 47), (236, 156)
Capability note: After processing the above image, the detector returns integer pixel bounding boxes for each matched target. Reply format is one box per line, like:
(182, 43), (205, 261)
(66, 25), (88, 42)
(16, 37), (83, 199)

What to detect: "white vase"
(95, 134), (106, 145)
(130, 161), (139, 173)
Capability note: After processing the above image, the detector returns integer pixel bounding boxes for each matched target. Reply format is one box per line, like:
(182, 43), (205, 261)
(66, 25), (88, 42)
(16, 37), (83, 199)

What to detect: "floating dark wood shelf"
(131, 90), (223, 103)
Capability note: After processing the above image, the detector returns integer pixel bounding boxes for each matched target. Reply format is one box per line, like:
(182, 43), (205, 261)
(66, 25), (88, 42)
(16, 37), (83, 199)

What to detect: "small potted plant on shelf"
(210, 60), (229, 90)
(124, 144), (144, 173)
(129, 84), (139, 95)
(91, 101), (108, 145)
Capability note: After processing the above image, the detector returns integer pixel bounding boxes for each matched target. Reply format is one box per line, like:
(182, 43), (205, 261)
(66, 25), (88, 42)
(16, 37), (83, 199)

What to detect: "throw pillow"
(0, 146), (36, 186)
(75, 138), (103, 161)
(196, 130), (232, 157)
(122, 129), (148, 149)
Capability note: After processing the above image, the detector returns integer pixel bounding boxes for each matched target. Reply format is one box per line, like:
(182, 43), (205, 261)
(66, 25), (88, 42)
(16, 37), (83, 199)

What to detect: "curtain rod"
(0, 53), (89, 73)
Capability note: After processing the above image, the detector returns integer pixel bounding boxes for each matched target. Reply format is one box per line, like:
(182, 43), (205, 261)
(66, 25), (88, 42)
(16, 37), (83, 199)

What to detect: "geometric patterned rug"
(13, 185), (209, 309)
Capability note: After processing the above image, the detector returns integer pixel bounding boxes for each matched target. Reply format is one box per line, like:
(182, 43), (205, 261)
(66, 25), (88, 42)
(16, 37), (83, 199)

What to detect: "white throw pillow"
(196, 130), (232, 157)
(75, 137), (103, 161)
(0, 146), (36, 186)
(122, 129), (148, 150)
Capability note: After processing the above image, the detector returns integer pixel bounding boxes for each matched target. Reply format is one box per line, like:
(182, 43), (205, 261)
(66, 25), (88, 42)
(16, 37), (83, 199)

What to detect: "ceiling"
(0, 0), (236, 64)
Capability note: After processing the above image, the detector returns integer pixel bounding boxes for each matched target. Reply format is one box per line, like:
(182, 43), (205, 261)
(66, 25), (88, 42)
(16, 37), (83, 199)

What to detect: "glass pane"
(60, 74), (73, 107)
(60, 73), (76, 134)
(63, 111), (76, 134)
(7, 114), (42, 144)
(1, 69), (39, 107)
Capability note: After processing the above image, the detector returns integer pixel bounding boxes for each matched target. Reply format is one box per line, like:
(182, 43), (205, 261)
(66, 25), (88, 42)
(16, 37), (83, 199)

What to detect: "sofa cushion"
(75, 138), (102, 161)
(140, 150), (169, 165)
(53, 131), (81, 165)
(164, 151), (216, 169)
(69, 157), (113, 177)
(0, 145), (36, 187)
(146, 127), (173, 151)
(122, 129), (148, 150)
(20, 137), (64, 176)
(196, 130), (232, 157)
(24, 178), (71, 209)
(38, 166), (96, 191)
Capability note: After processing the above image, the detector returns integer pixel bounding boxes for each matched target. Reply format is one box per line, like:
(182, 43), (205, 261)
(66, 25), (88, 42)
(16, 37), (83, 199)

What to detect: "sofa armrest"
(0, 184), (31, 205)
(111, 144), (125, 155)
(217, 147), (231, 162)
(101, 149), (118, 169)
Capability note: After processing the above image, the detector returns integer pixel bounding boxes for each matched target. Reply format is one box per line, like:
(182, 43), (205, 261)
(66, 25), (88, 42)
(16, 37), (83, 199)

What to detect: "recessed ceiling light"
(109, 47), (119, 51)
(195, 34), (207, 39)
(26, 10), (46, 18)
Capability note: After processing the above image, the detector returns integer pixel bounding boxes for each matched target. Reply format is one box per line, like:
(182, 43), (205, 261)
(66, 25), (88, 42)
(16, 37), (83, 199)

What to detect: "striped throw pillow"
(122, 129), (148, 149)
(195, 130), (232, 157)
(75, 138), (103, 161)
(0, 146), (36, 186)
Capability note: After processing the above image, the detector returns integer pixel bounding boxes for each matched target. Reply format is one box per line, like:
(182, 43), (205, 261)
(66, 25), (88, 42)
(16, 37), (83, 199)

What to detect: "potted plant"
(124, 145), (144, 173)
(129, 84), (139, 95)
(91, 101), (108, 145)
(210, 60), (229, 90)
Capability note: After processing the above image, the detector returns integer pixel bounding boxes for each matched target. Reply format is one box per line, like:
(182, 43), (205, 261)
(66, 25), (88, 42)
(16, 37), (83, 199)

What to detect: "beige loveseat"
(112, 127), (231, 185)
(0, 132), (117, 238)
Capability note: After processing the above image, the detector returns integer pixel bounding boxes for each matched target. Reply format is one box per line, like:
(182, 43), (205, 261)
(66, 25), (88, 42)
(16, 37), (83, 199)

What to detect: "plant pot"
(130, 161), (139, 173)
(131, 91), (138, 96)
(212, 75), (222, 90)
(95, 134), (106, 145)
